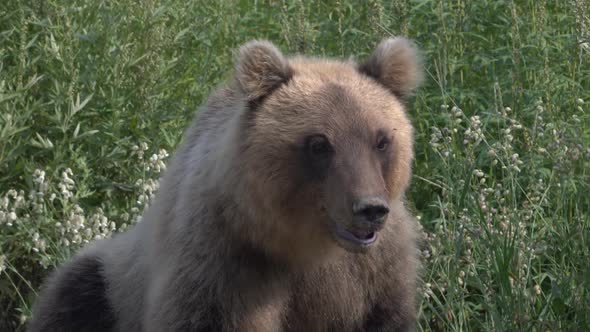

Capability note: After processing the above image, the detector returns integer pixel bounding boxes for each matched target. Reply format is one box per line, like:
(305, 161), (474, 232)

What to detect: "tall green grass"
(1, 0), (589, 330)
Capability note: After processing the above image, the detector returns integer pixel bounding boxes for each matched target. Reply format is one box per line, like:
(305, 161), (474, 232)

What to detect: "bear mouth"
(334, 225), (378, 246)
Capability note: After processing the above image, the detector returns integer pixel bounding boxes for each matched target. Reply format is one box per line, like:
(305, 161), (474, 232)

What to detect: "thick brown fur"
(29, 37), (422, 332)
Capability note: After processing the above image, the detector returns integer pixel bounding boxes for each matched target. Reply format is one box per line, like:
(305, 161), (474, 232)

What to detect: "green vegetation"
(1, 0), (589, 330)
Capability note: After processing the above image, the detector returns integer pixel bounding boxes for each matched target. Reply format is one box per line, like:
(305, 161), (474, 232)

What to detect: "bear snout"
(351, 196), (390, 226)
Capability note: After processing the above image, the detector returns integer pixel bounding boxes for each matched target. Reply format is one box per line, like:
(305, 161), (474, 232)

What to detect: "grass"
(1, 0), (589, 330)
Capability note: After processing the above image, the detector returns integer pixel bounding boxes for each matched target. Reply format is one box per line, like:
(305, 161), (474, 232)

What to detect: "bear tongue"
(350, 229), (374, 240)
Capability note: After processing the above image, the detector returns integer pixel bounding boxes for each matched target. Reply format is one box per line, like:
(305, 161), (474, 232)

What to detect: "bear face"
(225, 38), (422, 265)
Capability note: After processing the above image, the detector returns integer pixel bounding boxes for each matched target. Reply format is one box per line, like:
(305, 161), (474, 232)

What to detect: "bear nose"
(352, 197), (390, 224)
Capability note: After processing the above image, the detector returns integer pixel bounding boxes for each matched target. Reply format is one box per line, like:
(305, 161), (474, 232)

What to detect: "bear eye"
(307, 135), (333, 156)
(376, 137), (390, 151)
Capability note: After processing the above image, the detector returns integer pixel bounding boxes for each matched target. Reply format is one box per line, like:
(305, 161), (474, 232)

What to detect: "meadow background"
(1, 0), (589, 330)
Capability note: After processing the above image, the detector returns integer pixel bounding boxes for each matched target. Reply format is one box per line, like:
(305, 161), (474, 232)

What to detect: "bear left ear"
(235, 40), (293, 102)
(358, 37), (423, 100)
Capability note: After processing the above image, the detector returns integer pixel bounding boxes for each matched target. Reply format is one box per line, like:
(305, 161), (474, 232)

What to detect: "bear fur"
(28, 37), (423, 331)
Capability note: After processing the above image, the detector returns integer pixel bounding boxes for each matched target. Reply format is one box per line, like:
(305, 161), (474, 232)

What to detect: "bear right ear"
(358, 37), (423, 100)
(235, 40), (293, 102)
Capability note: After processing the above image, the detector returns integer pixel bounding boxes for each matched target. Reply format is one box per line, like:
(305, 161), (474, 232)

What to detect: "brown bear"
(28, 37), (422, 331)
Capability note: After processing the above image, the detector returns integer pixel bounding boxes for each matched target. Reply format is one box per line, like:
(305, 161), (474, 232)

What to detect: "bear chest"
(283, 265), (372, 331)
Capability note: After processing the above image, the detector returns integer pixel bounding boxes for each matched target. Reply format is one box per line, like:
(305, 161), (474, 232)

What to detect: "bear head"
(216, 38), (422, 265)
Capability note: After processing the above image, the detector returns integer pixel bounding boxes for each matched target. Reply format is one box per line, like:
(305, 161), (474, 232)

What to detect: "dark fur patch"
(362, 303), (414, 332)
(27, 255), (116, 332)
(198, 305), (223, 331)
(362, 304), (388, 331)
(246, 76), (292, 114)
(234, 242), (288, 279)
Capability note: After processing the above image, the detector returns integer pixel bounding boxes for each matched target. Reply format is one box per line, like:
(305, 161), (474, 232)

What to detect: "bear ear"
(235, 40), (293, 102)
(358, 37), (423, 100)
